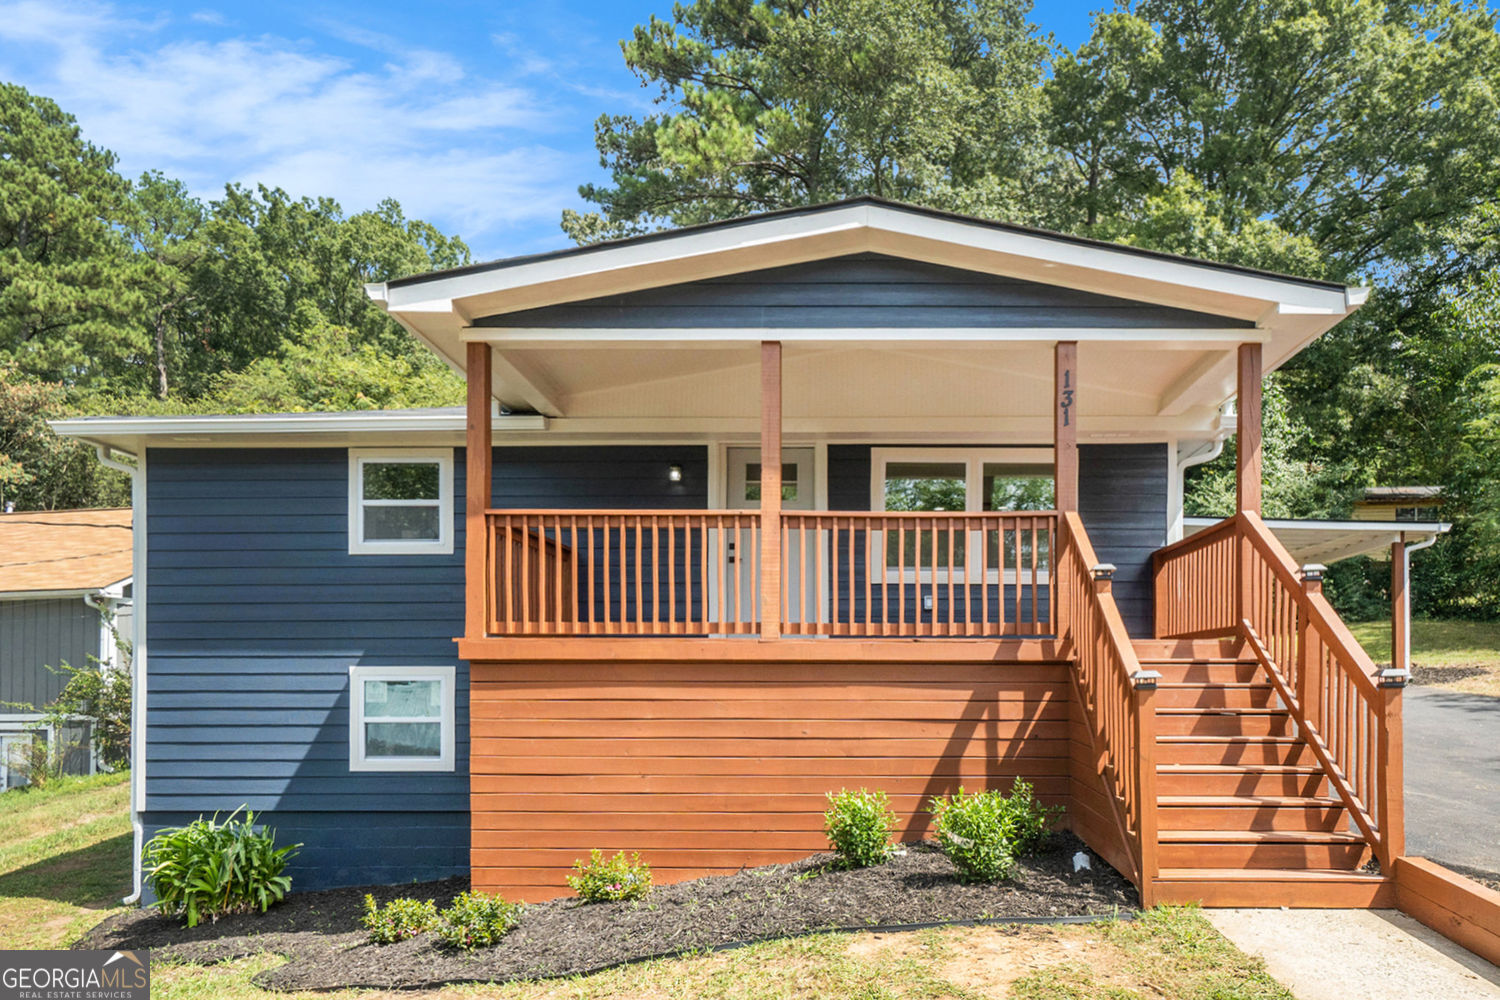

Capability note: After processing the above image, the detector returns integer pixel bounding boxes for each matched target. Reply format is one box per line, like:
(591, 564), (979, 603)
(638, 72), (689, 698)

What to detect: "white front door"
(726, 447), (818, 625)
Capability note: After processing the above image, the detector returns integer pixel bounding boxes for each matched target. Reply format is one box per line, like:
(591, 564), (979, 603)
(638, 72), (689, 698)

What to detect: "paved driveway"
(1404, 686), (1500, 876)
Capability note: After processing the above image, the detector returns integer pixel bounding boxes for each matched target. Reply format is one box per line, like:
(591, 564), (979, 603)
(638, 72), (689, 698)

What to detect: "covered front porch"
(458, 336), (1260, 648)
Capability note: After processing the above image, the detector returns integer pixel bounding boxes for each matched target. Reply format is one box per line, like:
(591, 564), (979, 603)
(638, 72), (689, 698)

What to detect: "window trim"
(347, 449), (454, 556)
(869, 447), (1055, 584)
(348, 665), (456, 772)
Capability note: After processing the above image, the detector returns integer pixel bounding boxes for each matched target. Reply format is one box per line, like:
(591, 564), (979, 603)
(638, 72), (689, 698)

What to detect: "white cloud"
(0, 0), (595, 256)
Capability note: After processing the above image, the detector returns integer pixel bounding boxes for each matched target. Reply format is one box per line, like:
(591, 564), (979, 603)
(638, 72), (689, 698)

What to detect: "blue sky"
(0, 0), (1102, 261)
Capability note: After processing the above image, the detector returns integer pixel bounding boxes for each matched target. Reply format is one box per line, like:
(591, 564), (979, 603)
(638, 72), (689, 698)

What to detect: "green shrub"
(823, 788), (897, 867)
(143, 807), (299, 927)
(566, 849), (653, 902)
(362, 894), (438, 944)
(435, 891), (523, 951)
(929, 779), (1061, 883)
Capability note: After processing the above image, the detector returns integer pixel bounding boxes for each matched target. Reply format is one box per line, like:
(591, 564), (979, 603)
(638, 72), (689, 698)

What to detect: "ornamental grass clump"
(930, 778), (1062, 883)
(567, 849), (653, 902)
(142, 807), (300, 927)
(823, 788), (897, 868)
(435, 891), (523, 951)
(362, 894), (438, 944)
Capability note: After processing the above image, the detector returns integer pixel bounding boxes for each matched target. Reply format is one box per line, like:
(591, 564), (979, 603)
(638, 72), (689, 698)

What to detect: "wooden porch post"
(760, 341), (782, 640)
(466, 341), (493, 640)
(1236, 343), (1262, 514)
(1055, 342), (1078, 512)
(1391, 535), (1409, 676)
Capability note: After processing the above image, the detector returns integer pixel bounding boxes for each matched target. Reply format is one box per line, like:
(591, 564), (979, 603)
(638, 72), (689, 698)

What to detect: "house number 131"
(1059, 369), (1074, 427)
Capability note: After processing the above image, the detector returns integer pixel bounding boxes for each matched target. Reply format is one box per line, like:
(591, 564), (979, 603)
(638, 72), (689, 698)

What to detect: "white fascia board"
(869, 207), (1353, 315)
(0, 588), (97, 601)
(384, 207), (871, 312)
(389, 203), (1356, 321)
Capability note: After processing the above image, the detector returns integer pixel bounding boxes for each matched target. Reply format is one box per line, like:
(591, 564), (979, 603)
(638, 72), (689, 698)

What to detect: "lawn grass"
(3, 776), (1297, 1000)
(1348, 619), (1500, 696)
(0, 770), (131, 949)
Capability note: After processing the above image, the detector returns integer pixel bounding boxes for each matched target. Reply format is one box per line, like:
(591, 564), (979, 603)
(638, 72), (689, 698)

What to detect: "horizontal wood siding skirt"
(1395, 857), (1500, 966)
(470, 658), (1072, 901)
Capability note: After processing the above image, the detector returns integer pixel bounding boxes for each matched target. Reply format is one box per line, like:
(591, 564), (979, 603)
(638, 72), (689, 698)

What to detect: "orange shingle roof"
(0, 508), (133, 594)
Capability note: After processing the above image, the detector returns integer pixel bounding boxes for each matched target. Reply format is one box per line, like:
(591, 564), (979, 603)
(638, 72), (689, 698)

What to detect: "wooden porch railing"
(487, 510), (762, 636)
(484, 509), (1056, 638)
(1153, 511), (1404, 868)
(779, 511), (1055, 636)
(1058, 511), (1155, 896)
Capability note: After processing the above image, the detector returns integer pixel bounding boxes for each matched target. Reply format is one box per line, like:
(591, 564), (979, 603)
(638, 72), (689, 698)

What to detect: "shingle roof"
(0, 508), (133, 595)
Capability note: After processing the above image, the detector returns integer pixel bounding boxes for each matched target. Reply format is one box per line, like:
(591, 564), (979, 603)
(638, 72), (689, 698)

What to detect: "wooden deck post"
(760, 341), (782, 640)
(1236, 343), (1262, 514)
(1133, 680), (1160, 906)
(1378, 680), (1406, 865)
(466, 341), (493, 641)
(1298, 565), (1324, 733)
(1391, 535), (1409, 676)
(1055, 341), (1078, 512)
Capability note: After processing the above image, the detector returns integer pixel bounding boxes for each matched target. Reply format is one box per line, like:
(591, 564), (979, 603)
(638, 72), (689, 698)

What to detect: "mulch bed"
(1409, 662), (1490, 686)
(79, 833), (1136, 992)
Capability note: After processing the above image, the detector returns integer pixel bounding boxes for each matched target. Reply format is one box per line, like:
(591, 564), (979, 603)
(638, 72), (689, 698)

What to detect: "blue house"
(56, 198), (1412, 908)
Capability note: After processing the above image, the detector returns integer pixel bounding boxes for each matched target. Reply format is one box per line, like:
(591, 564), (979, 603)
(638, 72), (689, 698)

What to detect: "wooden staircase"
(1134, 640), (1394, 907)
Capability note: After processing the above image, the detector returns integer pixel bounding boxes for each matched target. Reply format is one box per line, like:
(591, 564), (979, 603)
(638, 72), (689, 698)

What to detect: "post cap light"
(668, 464), (684, 483)
(1378, 667), (1411, 688)
(1091, 563), (1116, 580)
(1131, 669), (1162, 690)
(1301, 563), (1327, 582)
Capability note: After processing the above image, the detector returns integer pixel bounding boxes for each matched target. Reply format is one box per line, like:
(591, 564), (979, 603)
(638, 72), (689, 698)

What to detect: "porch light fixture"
(668, 464), (684, 483)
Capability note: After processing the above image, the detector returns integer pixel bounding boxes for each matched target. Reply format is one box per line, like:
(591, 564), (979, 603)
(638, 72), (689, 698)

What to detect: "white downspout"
(1400, 533), (1440, 675)
(1169, 435), (1229, 542)
(94, 444), (145, 906)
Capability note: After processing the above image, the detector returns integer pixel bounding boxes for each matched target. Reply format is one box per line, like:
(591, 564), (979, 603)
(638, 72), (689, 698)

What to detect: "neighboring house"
(1353, 486), (1443, 523)
(56, 197), (1410, 908)
(0, 508), (133, 789)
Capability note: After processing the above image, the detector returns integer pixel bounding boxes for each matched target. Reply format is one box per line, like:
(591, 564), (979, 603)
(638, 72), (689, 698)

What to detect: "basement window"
(348, 666), (455, 772)
(348, 449), (454, 555)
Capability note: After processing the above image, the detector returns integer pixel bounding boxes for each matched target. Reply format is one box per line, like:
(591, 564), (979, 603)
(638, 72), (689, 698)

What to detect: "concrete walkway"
(1405, 686), (1500, 876)
(1208, 908), (1500, 1000)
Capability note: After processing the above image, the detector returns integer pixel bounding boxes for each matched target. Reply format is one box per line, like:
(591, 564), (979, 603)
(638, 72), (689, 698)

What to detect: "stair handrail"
(1235, 511), (1401, 868)
(1059, 512), (1158, 899)
(1153, 511), (1403, 870)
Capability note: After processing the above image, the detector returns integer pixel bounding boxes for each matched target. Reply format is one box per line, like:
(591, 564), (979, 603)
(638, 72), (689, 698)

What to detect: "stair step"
(1158, 829), (1363, 843)
(1157, 683), (1278, 710)
(1132, 639), (1245, 659)
(1157, 708), (1294, 737)
(1152, 868), (1393, 907)
(1157, 795), (1348, 832)
(1155, 736), (1311, 766)
(1141, 660), (1261, 685)
(1157, 764), (1325, 796)
(1158, 840), (1368, 869)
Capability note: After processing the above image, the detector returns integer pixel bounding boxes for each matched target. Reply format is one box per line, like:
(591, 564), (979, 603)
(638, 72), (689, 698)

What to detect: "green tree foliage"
(0, 84), (144, 389)
(0, 367), (128, 510)
(563, 0), (1055, 241)
(0, 82), (472, 510)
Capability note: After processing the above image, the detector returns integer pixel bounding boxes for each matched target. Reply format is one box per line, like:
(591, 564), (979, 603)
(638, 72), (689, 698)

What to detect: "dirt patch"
(1409, 662), (1491, 686)
(79, 834), (1134, 992)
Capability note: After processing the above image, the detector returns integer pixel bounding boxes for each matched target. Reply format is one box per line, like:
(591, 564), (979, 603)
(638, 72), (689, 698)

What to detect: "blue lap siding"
(143, 445), (706, 891)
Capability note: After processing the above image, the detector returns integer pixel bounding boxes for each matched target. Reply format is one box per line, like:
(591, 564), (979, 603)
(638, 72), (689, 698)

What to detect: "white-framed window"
(348, 449), (454, 555)
(869, 448), (1055, 582)
(348, 666), (455, 772)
